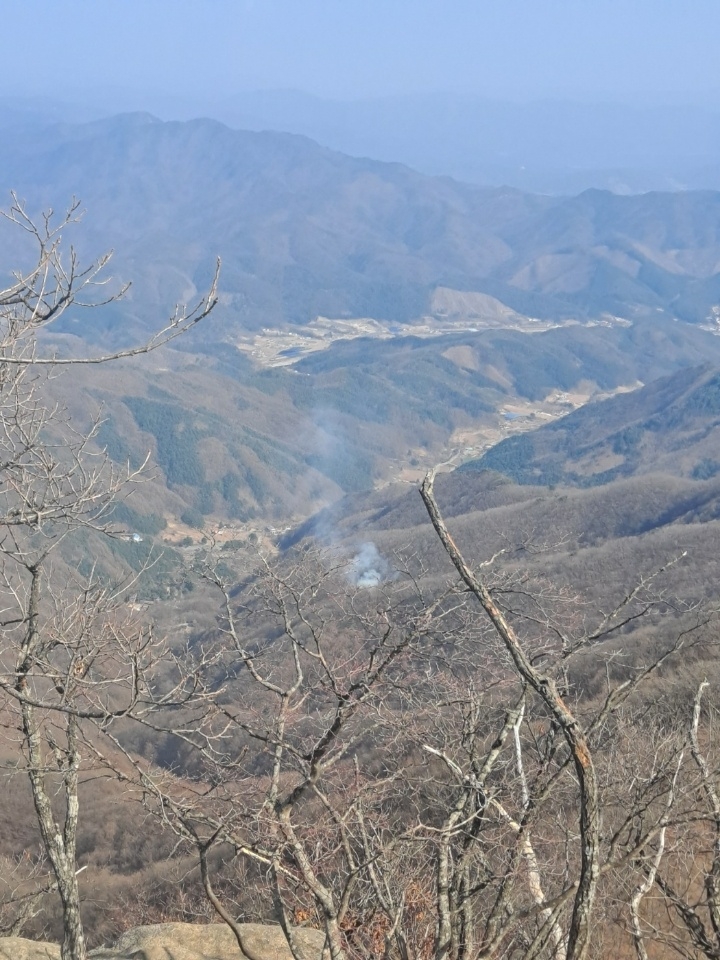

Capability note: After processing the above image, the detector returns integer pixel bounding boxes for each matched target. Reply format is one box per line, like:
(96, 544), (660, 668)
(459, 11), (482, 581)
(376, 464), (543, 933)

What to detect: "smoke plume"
(348, 542), (391, 588)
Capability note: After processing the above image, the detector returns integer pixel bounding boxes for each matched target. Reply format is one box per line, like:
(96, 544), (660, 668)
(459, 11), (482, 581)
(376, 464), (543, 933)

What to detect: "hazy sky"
(5, 0), (720, 106)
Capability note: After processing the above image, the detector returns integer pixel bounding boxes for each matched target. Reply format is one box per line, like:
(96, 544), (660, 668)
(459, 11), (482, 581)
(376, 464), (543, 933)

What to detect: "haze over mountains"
(12, 5), (720, 952)
(197, 91), (720, 195)
(3, 110), (720, 352)
(8, 91), (720, 195)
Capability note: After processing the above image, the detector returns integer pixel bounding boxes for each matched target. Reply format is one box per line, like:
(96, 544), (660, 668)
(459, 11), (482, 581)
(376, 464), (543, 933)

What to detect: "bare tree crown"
(0, 197), (219, 960)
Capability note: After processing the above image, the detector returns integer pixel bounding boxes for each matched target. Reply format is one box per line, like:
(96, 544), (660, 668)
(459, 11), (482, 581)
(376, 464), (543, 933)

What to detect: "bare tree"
(419, 470), (601, 960)
(620, 681), (720, 960)
(98, 505), (712, 960)
(417, 468), (718, 960)
(100, 545), (460, 959)
(0, 849), (57, 939)
(0, 195), (218, 960)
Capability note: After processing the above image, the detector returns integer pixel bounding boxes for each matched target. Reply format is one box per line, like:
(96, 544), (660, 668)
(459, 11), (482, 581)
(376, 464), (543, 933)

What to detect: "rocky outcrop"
(0, 923), (326, 960)
(0, 938), (60, 960)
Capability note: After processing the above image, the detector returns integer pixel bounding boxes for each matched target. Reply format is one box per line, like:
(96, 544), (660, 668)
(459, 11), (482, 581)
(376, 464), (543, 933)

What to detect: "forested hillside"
(461, 362), (720, 486)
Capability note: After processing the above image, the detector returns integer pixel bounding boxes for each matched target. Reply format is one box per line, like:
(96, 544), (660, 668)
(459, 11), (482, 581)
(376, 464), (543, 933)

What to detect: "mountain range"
(2, 113), (720, 347)
(7, 92), (720, 194)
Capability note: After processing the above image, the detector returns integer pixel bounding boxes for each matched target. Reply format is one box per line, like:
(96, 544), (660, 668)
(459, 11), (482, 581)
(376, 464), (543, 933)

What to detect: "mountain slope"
(461, 363), (720, 488)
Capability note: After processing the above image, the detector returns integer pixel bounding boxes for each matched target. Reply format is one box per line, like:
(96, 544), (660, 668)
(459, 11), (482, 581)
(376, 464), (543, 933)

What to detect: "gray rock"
(0, 937), (60, 960)
(88, 922), (327, 960)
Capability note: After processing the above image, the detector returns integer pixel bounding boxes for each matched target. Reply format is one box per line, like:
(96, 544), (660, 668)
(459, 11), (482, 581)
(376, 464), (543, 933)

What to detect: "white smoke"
(349, 542), (391, 588)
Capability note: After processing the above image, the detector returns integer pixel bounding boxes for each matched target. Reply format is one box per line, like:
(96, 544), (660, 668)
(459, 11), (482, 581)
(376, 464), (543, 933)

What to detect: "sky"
(4, 0), (720, 107)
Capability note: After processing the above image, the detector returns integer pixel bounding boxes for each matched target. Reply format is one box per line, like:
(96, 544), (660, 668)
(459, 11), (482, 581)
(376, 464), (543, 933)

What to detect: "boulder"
(0, 937), (60, 960)
(89, 922), (327, 960)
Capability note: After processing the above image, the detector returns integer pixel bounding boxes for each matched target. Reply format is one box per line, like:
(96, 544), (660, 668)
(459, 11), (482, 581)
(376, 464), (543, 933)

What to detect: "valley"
(40, 304), (720, 598)
(149, 378), (599, 551)
(234, 294), (567, 368)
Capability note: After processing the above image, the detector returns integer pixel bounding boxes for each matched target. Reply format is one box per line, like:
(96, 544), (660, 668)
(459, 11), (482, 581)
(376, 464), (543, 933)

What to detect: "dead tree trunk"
(420, 469), (600, 960)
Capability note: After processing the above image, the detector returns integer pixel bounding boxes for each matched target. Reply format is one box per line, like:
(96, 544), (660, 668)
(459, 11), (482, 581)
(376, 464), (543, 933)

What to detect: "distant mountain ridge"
(1, 113), (720, 345)
(7, 92), (720, 195)
(209, 91), (720, 194)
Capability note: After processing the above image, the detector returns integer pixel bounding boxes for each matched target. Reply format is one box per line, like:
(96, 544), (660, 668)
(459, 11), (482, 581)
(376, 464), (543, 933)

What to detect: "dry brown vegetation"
(7, 200), (720, 960)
